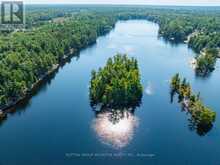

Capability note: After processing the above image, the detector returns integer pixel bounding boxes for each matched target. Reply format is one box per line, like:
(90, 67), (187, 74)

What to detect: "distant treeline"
(1, 5), (220, 108)
(24, 5), (220, 53)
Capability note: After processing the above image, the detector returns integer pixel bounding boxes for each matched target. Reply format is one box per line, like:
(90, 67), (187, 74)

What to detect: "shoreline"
(0, 48), (78, 116)
(0, 62), (59, 113)
(1, 18), (219, 118)
(0, 31), (111, 117)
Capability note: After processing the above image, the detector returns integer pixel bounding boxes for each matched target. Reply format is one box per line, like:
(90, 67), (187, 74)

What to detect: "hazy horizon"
(23, 0), (220, 6)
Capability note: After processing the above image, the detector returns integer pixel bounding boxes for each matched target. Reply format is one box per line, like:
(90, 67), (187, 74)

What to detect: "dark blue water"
(0, 20), (220, 165)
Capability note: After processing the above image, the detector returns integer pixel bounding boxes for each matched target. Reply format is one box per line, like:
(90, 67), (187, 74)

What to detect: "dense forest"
(0, 12), (116, 109)
(25, 6), (220, 72)
(195, 48), (219, 76)
(89, 54), (143, 109)
(170, 74), (216, 135)
(0, 5), (220, 110)
(23, 5), (220, 54)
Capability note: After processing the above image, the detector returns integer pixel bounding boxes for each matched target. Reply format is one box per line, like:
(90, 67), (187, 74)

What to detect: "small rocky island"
(89, 54), (143, 109)
(170, 73), (216, 135)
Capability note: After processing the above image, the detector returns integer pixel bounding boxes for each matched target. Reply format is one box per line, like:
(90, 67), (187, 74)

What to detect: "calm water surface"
(0, 20), (220, 165)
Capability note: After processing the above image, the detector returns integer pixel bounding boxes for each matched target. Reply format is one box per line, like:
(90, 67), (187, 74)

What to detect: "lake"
(0, 20), (220, 165)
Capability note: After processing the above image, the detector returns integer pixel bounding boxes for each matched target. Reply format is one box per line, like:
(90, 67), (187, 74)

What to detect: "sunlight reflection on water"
(145, 81), (154, 95)
(92, 110), (139, 149)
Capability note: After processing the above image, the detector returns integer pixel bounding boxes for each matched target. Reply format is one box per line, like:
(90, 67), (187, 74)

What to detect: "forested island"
(89, 54), (143, 109)
(0, 5), (220, 111)
(171, 74), (216, 135)
(0, 5), (220, 163)
(195, 48), (219, 76)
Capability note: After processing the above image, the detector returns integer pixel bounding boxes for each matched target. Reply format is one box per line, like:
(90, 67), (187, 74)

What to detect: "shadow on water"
(90, 85), (143, 149)
(170, 90), (213, 136)
(158, 36), (183, 47)
(88, 50), (143, 147)
(0, 70), (58, 128)
(194, 70), (213, 80)
(0, 52), (81, 128)
(0, 115), (7, 128)
(0, 35), (108, 128)
(188, 117), (213, 136)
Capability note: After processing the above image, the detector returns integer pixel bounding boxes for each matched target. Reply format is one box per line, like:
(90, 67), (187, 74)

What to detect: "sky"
(23, 0), (220, 6)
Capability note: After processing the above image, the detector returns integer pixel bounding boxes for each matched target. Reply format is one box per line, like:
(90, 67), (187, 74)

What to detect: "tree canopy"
(170, 74), (216, 135)
(195, 48), (218, 76)
(1, 5), (220, 109)
(89, 54), (143, 109)
(0, 13), (116, 109)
